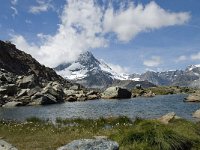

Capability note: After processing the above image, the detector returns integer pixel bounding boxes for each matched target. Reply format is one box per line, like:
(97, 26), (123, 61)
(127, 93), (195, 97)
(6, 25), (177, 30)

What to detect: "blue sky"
(0, 0), (200, 74)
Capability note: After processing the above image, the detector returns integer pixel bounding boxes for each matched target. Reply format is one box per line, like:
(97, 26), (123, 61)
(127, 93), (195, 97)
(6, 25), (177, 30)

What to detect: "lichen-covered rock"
(57, 139), (119, 150)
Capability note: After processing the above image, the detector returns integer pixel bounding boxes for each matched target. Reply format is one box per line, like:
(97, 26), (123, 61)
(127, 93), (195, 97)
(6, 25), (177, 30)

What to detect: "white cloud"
(25, 20), (32, 24)
(175, 55), (187, 62)
(191, 52), (200, 60)
(29, 0), (54, 14)
(11, 6), (18, 17)
(11, 0), (18, 5)
(11, 0), (190, 68)
(103, 1), (190, 42)
(107, 63), (129, 74)
(10, 34), (39, 56)
(143, 56), (162, 67)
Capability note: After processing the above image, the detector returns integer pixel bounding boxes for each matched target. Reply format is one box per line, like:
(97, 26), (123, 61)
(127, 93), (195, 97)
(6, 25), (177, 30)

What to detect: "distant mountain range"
(54, 51), (200, 89)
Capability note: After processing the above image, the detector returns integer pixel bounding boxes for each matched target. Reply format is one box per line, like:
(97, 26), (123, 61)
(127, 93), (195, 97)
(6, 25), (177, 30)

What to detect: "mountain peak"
(54, 51), (133, 88)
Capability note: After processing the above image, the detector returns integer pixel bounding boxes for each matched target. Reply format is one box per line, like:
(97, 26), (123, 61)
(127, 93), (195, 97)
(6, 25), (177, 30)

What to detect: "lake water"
(0, 94), (200, 122)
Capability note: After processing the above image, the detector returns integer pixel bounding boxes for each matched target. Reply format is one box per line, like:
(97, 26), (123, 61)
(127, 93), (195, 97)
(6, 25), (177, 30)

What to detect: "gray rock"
(17, 74), (36, 88)
(41, 88), (63, 102)
(30, 94), (57, 105)
(143, 91), (156, 97)
(42, 82), (64, 102)
(87, 94), (98, 100)
(57, 139), (119, 150)
(17, 89), (30, 97)
(193, 109), (200, 118)
(77, 97), (87, 101)
(44, 81), (63, 92)
(0, 140), (18, 150)
(185, 93), (200, 102)
(64, 89), (77, 96)
(27, 86), (41, 96)
(157, 112), (180, 124)
(101, 86), (131, 99)
(69, 85), (81, 90)
(66, 96), (77, 102)
(2, 102), (23, 108)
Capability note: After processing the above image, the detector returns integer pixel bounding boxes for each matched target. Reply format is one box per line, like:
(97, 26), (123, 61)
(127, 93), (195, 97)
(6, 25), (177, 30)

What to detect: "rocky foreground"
(0, 40), (100, 107)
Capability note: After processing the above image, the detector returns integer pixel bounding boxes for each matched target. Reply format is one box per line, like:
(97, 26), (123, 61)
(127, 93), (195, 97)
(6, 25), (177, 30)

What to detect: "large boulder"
(185, 93), (200, 102)
(0, 140), (18, 150)
(30, 93), (57, 105)
(42, 81), (64, 102)
(101, 87), (131, 99)
(57, 139), (119, 150)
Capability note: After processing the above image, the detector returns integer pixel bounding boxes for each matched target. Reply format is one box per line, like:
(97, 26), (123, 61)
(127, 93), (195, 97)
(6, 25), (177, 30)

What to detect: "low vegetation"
(0, 117), (200, 150)
(132, 86), (196, 96)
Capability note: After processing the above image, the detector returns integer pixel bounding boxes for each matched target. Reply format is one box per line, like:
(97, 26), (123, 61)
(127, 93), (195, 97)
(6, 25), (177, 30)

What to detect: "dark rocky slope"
(0, 41), (99, 107)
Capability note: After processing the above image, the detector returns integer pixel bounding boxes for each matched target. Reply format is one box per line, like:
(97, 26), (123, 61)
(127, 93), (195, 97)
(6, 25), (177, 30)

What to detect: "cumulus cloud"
(11, 0), (190, 68)
(29, 0), (54, 14)
(191, 52), (200, 60)
(143, 56), (162, 67)
(103, 1), (190, 42)
(175, 55), (187, 62)
(11, 6), (18, 17)
(25, 20), (32, 24)
(107, 63), (130, 74)
(11, 0), (18, 5)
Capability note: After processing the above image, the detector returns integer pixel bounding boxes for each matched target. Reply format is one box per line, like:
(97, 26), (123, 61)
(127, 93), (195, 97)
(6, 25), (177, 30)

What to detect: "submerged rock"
(57, 139), (119, 150)
(101, 86), (131, 99)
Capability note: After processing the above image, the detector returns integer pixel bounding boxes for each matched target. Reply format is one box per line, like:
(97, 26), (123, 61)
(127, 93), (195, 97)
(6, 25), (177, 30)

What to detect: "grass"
(0, 117), (200, 150)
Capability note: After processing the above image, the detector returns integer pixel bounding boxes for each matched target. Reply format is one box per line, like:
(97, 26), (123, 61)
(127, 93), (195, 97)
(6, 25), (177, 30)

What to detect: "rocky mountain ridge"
(138, 65), (200, 87)
(55, 50), (200, 88)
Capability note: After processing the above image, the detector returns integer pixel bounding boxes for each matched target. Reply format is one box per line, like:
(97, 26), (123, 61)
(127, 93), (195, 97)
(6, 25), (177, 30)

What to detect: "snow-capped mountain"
(136, 64), (200, 87)
(54, 50), (200, 88)
(54, 51), (133, 88)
